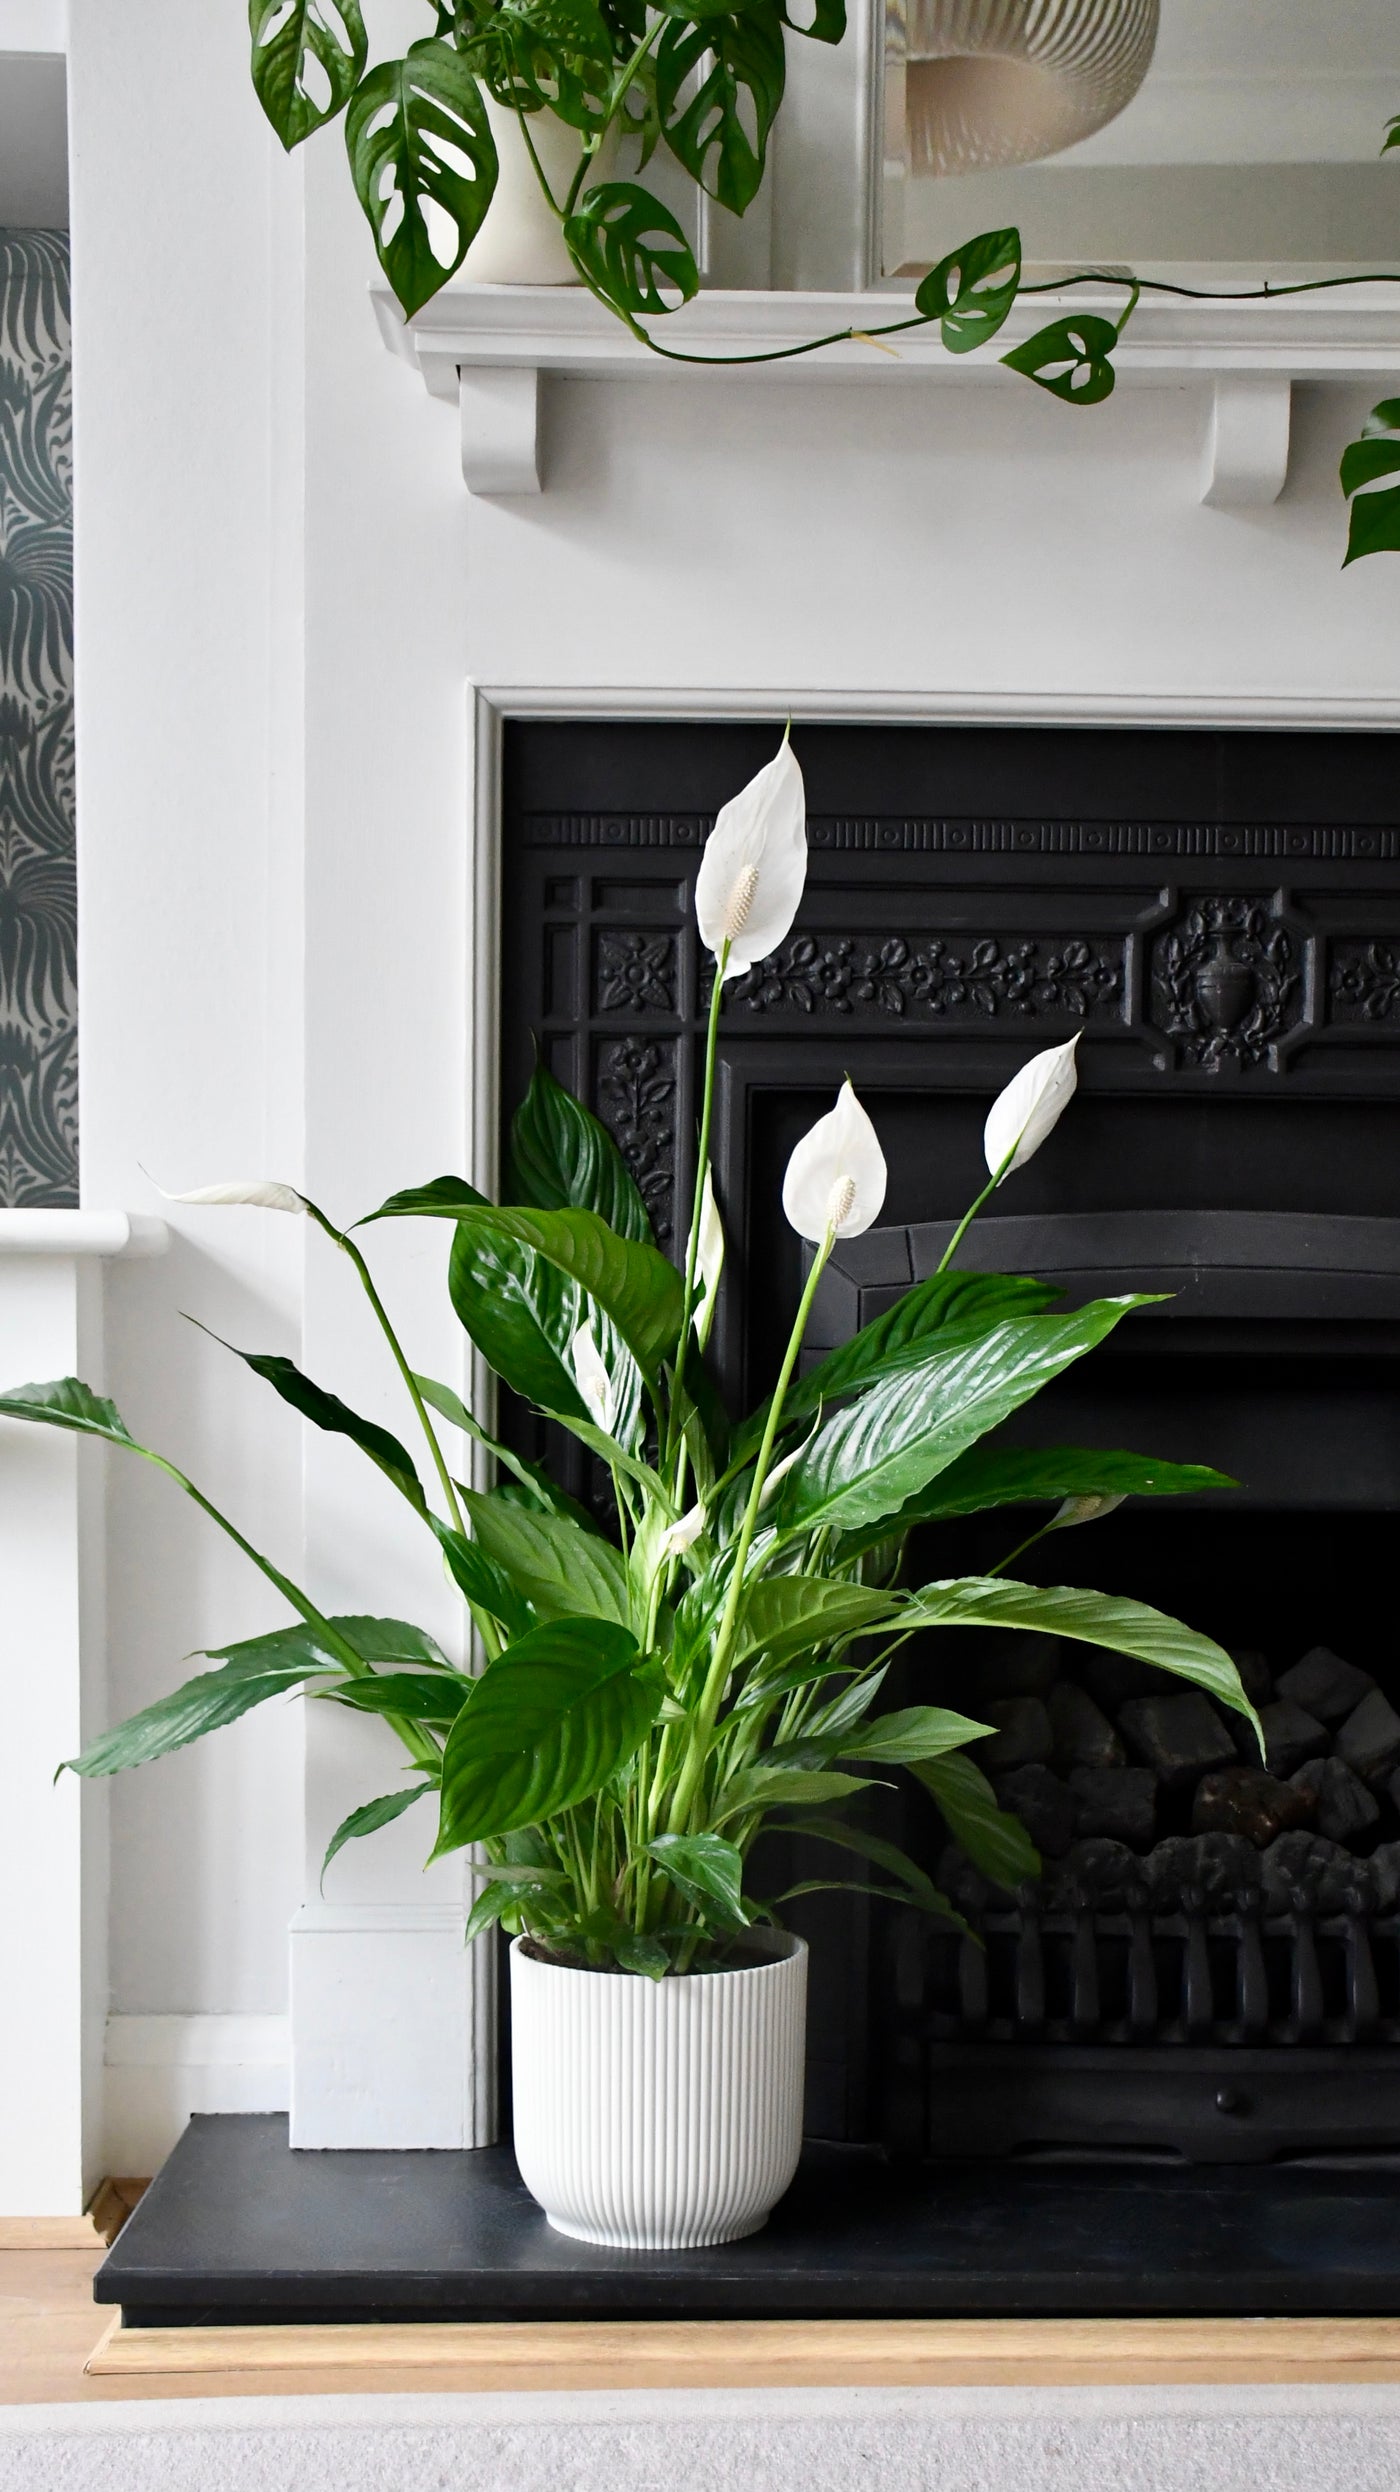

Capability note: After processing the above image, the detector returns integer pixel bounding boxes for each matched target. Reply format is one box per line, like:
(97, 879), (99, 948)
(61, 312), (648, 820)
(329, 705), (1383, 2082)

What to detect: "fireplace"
(499, 715), (1400, 2163)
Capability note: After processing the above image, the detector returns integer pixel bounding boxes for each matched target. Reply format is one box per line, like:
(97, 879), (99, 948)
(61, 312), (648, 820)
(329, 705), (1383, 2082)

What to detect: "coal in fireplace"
(499, 716), (1400, 2169)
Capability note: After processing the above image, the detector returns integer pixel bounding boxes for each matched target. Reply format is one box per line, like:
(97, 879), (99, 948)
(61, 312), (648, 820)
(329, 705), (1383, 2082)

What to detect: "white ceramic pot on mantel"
(510, 1929), (808, 2248)
(463, 96), (609, 287)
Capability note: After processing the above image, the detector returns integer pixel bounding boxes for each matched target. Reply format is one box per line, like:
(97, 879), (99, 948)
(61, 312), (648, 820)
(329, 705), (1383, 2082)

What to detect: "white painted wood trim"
(0, 1), (68, 55)
(1200, 376), (1293, 509)
(459, 366), (541, 496)
(288, 1906), (485, 2150)
(0, 1211), (168, 1258)
(470, 683), (1400, 730)
(103, 2016), (289, 2178)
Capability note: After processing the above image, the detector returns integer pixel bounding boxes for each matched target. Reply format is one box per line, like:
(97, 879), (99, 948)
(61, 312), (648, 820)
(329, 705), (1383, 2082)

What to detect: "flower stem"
(936, 1153), (1012, 1273)
(669, 942), (729, 1474)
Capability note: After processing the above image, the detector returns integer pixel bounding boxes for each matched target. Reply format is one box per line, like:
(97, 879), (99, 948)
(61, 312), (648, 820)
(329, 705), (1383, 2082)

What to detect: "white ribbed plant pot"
(463, 98), (609, 287)
(510, 1932), (808, 2249)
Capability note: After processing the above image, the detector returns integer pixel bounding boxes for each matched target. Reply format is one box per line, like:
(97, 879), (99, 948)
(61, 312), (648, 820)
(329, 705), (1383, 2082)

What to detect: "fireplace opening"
(498, 715), (1400, 2169)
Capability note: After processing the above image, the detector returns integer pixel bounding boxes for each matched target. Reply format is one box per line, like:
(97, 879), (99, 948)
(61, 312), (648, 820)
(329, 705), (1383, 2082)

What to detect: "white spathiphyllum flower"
(569, 1323), (615, 1433)
(759, 1414), (822, 1510)
(694, 737), (807, 980)
(658, 1501), (707, 1560)
(157, 1178), (305, 1213)
(694, 1164), (725, 1348)
(983, 1033), (1081, 1180)
(1051, 1491), (1126, 1531)
(782, 1080), (888, 1244)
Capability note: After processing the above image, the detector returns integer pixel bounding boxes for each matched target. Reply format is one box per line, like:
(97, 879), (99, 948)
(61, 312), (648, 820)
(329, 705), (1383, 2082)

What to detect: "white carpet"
(5, 2385), (1400, 2492)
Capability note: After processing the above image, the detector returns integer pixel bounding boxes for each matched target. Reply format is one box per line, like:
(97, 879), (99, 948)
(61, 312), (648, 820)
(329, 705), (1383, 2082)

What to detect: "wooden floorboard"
(10, 2248), (1400, 2403)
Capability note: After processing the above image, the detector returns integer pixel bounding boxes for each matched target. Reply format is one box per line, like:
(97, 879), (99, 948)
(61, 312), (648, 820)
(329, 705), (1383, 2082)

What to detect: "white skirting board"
(102, 2019), (288, 2178)
(7, 2387), (1400, 2492)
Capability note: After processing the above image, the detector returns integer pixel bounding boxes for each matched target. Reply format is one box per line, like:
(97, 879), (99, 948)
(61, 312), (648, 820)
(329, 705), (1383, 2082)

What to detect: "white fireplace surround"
(53, 0), (1400, 2179)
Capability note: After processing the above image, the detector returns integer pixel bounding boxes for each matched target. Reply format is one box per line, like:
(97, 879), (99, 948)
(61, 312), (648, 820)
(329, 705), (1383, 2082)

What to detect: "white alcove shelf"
(373, 280), (1400, 504)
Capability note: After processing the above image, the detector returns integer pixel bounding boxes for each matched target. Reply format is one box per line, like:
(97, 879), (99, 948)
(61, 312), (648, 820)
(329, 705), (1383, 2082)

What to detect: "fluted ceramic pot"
(509, 1931), (808, 2248)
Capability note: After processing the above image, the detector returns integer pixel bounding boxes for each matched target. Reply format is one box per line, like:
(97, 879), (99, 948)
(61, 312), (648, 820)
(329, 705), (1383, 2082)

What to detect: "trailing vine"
(249, 1), (1400, 562)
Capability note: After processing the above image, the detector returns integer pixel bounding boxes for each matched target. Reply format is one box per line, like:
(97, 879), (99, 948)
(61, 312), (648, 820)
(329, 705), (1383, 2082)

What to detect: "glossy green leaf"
(771, 1300), (1146, 1538)
(430, 1515), (537, 1637)
(434, 1618), (660, 1850)
(1342, 401), (1400, 564)
(613, 1930), (672, 1979)
(646, 1832), (749, 1929)
(914, 227), (1021, 354)
(563, 182), (699, 317)
(321, 1781), (435, 1886)
(772, 1814), (966, 1927)
(465, 1877), (564, 1944)
(891, 1442), (1236, 1523)
(901, 1576), (1263, 1745)
(509, 1060), (655, 1244)
(913, 1751), (1040, 1893)
(657, 5), (785, 217)
(249, 0), (367, 149)
(0, 1374), (137, 1448)
(1003, 313), (1118, 405)
(320, 1673), (468, 1724)
(735, 1271), (1059, 1459)
(415, 1374), (597, 1527)
(345, 41), (498, 318)
(1384, 114), (1400, 155)
(460, 1488), (631, 1626)
(63, 1645), (335, 1779)
(716, 1765), (876, 1821)
(731, 1574), (896, 1671)
(190, 1326), (425, 1514)
(839, 1704), (992, 1766)
(775, 0), (844, 40)
(329, 1616), (456, 1671)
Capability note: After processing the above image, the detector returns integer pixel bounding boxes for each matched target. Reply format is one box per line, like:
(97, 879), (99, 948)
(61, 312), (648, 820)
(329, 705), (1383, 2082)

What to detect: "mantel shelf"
(373, 280), (1400, 502)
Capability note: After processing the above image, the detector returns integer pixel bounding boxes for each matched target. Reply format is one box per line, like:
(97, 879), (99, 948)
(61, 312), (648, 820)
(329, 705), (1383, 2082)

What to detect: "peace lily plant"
(0, 738), (1260, 1991)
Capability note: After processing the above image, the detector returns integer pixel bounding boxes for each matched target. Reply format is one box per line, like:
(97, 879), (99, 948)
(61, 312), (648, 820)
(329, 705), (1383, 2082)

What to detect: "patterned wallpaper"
(0, 229), (75, 1205)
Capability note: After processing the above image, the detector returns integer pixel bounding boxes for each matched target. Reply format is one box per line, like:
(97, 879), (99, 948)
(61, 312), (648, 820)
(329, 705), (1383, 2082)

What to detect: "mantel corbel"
(373, 280), (1400, 506)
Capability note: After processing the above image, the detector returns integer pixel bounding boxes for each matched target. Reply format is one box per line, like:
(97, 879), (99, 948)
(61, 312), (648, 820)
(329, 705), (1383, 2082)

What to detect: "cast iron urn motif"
(1151, 899), (1300, 1071)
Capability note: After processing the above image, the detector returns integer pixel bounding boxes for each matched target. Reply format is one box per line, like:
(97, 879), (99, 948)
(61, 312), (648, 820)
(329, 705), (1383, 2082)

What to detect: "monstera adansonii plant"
(0, 739), (1259, 1976)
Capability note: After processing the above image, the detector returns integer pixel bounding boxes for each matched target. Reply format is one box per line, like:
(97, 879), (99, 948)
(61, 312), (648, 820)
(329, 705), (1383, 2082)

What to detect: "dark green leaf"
(914, 227), (1021, 354)
(772, 1300), (1147, 1538)
(321, 1782), (435, 1886)
(448, 1223), (593, 1426)
(249, 0), (367, 149)
(460, 1488), (631, 1626)
(773, 1813), (966, 1926)
(563, 181), (699, 317)
(913, 1751), (1039, 1893)
(415, 1376), (599, 1527)
(434, 1617), (660, 1851)
(901, 1576), (1263, 1745)
(716, 1766), (876, 1821)
(189, 1325), (425, 1513)
(1003, 313), (1118, 405)
(64, 1646), (334, 1779)
(0, 1374), (136, 1447)
(657, 5), (785, 217)
(465, 1876), (560, 1943)
(839, 1704), (992, 1766)
(732, 1574), (895, 1670)
(320, 1673), (468, 1724)
(1384, 114), (1400, 155)
(646, 1831), (749, 1929)
(327, 1616), (455, 1671)
(430, 1514), (537, 1637)
(775, 0), (843, 40)
(893, 1442), (1236, 1523)
(613, 1931), (671, 1979)
(509, 1060), (655, 1244)
(1342, 401), (1400, 564)
(735, 1271), (1059, 1459)
(345, 41), (498, 318)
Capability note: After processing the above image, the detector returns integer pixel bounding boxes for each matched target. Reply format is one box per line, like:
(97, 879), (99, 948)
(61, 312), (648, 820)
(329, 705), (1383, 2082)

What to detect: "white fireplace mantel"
(374, 280), (1400, 504)
(0, 1210), (169, 2215)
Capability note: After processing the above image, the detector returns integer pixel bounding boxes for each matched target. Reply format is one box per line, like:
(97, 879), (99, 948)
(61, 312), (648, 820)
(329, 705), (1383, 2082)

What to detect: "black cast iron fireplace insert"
(499, 718), (1400, 2168)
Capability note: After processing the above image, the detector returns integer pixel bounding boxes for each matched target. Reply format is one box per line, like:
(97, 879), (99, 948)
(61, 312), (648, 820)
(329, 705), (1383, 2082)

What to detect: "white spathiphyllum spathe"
(781, 1080), (888, 1244)
(694, 1164), (725, 1348)
(158, 1178), (305, 1213)
(658, 1501), (707, 1560)
(569, 1323), (616, 1433)
(1051, 1491), (1126, 1531)
(983, 1034), (1081, 1180)
(694, 737), (808, 980)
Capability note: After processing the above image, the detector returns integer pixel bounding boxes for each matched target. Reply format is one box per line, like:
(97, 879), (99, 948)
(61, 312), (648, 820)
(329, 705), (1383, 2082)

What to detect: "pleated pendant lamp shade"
(907, 0), (1159, 177)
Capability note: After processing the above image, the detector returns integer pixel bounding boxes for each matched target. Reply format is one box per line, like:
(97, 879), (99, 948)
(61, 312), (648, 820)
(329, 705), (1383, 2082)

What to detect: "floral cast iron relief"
(1330, 942), (1400, 1024)
(595, 930), (678, 1014)
(713, 933), (1123, 1020)
(1150, 898), (1301, 1070)
(595, 1038), (677, 1242)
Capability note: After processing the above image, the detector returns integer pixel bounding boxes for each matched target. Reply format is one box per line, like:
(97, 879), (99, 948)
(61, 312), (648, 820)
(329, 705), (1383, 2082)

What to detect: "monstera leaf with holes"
(2, 742), (1253, 1980)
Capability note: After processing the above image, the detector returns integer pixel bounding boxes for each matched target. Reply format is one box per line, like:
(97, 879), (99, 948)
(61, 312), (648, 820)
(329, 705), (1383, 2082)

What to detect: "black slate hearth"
(96, 2114), (1400, 2327)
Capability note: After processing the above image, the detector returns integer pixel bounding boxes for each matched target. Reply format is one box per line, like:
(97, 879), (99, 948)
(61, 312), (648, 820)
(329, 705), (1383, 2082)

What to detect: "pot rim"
(509, 1928), (807, 1986)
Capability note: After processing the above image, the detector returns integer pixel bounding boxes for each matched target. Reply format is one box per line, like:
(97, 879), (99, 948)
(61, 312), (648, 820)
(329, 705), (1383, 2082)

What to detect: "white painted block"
(289, 1905), (496, 2150)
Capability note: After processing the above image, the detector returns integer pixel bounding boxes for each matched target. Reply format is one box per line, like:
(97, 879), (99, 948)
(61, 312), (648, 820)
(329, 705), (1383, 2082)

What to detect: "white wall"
(65, 0), (1400, 2174)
